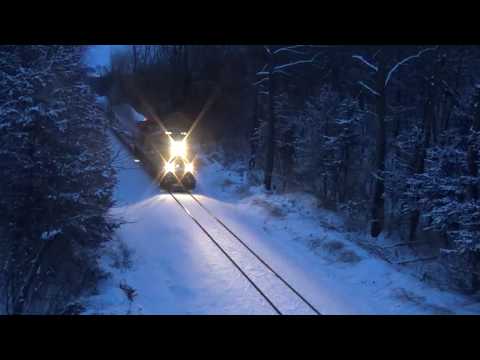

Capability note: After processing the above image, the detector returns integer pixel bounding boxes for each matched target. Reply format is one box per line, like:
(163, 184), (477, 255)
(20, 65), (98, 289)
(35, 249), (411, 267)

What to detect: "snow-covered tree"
(254, 45), (324, 191)
(293, 86), (366, 209)
(0, 46), (118, 314)
(352, 46), (438, 237)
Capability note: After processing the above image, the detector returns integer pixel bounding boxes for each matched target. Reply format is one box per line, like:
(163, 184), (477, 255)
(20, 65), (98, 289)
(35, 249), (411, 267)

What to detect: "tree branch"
(253, 77), (269, 86)
(358, 81), (380, 96)
(272, 69), (293, 77)
(273, 52), (322, 72)
(257, 63), (268, 75)
(352, 55), (378, 72)
(385, 46), (439, 87)
(396, 256), (438, 265)
(273, 45), (309, 56)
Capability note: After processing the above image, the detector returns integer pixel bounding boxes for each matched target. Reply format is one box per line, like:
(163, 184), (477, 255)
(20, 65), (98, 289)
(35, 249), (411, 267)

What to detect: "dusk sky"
(83, 45), (128, 69)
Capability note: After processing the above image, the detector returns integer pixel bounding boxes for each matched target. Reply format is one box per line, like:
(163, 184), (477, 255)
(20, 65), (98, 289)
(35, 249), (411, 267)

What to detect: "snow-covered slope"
(192, 155), (480, 314)
(85, 135), (480, 314)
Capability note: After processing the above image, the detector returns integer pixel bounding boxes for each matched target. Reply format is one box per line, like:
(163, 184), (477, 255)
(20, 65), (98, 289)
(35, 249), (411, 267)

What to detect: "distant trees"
(352, 46), (438, 238)
(254, 46), (322, 191)
(254, 45), (480, 292)
(103, 45), (263, 149)
(0, 46), (117, 314)
(292, 87), (365, 207)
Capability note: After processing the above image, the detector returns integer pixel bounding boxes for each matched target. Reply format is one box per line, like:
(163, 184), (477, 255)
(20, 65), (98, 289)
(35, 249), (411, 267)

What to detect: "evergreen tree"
(0, 46), (117, 314)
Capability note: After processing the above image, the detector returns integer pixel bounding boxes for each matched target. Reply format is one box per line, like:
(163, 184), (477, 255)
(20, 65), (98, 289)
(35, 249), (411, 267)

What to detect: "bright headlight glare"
(185, 162), (194, 173)
(165, 161), (175, 173)
(170, 140), (186, 158)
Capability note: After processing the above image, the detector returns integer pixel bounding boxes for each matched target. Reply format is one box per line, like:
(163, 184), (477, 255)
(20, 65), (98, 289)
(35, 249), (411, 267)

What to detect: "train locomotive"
(134, 113), (196, 191)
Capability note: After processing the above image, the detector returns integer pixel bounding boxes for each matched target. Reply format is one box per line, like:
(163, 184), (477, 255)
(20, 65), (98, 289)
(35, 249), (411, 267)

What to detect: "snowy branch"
(253, 77), (269, 86)
(358, 81), (380, 96)
(272, 69), (293, 77)
(385, 46), (439, 87)
(396, 256), (438, 265)
(273, 45), (308, 56)
(371, 171), (384, 181)
(256, 63), (268, 76)
(352, 55), (378, 72)
(273, 52), (322, 72)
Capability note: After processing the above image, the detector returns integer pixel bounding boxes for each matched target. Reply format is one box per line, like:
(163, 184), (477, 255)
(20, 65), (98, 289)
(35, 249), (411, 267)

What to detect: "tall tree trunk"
(370, 59), (387, 238)
(249, 89), (259, 170)
(182, 47), (190, 105)
(264, 62), (276, 191)
(467, 86), (480, 200)
(408, 75), (435, 242)
(341, 144), (350, 203)
(132, 46), (137, 73)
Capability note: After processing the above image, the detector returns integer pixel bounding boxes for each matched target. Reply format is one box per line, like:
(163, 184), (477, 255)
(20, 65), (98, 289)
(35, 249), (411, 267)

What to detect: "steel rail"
(111, 128), (319, 315)
(168, 190), (282, 315)
(186, 191), (322, 315)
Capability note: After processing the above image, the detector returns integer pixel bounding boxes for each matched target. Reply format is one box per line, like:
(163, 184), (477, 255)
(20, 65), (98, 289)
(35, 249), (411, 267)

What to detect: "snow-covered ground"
(84, 135), (480, 314)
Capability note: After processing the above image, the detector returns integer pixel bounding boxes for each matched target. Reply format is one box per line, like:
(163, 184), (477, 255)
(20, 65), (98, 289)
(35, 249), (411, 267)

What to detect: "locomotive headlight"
(170, 140), (186, 158)
(164, 161), (175, 173)
(185, 162), (194, 173)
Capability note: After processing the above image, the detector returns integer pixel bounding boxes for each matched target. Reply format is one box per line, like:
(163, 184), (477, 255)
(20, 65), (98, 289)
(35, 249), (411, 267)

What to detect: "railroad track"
(111, 127), (321, 315)
(169, 190), (322, 315)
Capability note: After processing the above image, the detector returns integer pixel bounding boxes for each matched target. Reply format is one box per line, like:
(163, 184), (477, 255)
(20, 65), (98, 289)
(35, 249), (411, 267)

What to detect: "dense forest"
(0, 46), (117, 314)
(97, 45), (480, 293)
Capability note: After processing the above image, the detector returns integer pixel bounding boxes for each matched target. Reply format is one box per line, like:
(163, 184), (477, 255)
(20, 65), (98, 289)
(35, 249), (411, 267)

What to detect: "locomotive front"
(161, 130), (196, 190)
(134, 112), (196, 191)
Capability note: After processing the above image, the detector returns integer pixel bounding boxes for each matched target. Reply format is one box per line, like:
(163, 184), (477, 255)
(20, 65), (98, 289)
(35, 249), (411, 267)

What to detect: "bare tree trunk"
(183, 46), (190, 103)
(132, 46), (138, 73)
(408, 72), (436, 242)
(264, 62), (276, 191)
(249, 89), (259, 170)
(408, 62), (440, 241)
(12, 119), (39, 313)
(341, 144), (350, 203)
(467, 86), (480, 200)
(467, 145), (478, 200)
(12, 237), (56, 314)
(370, 58), (387, 238)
